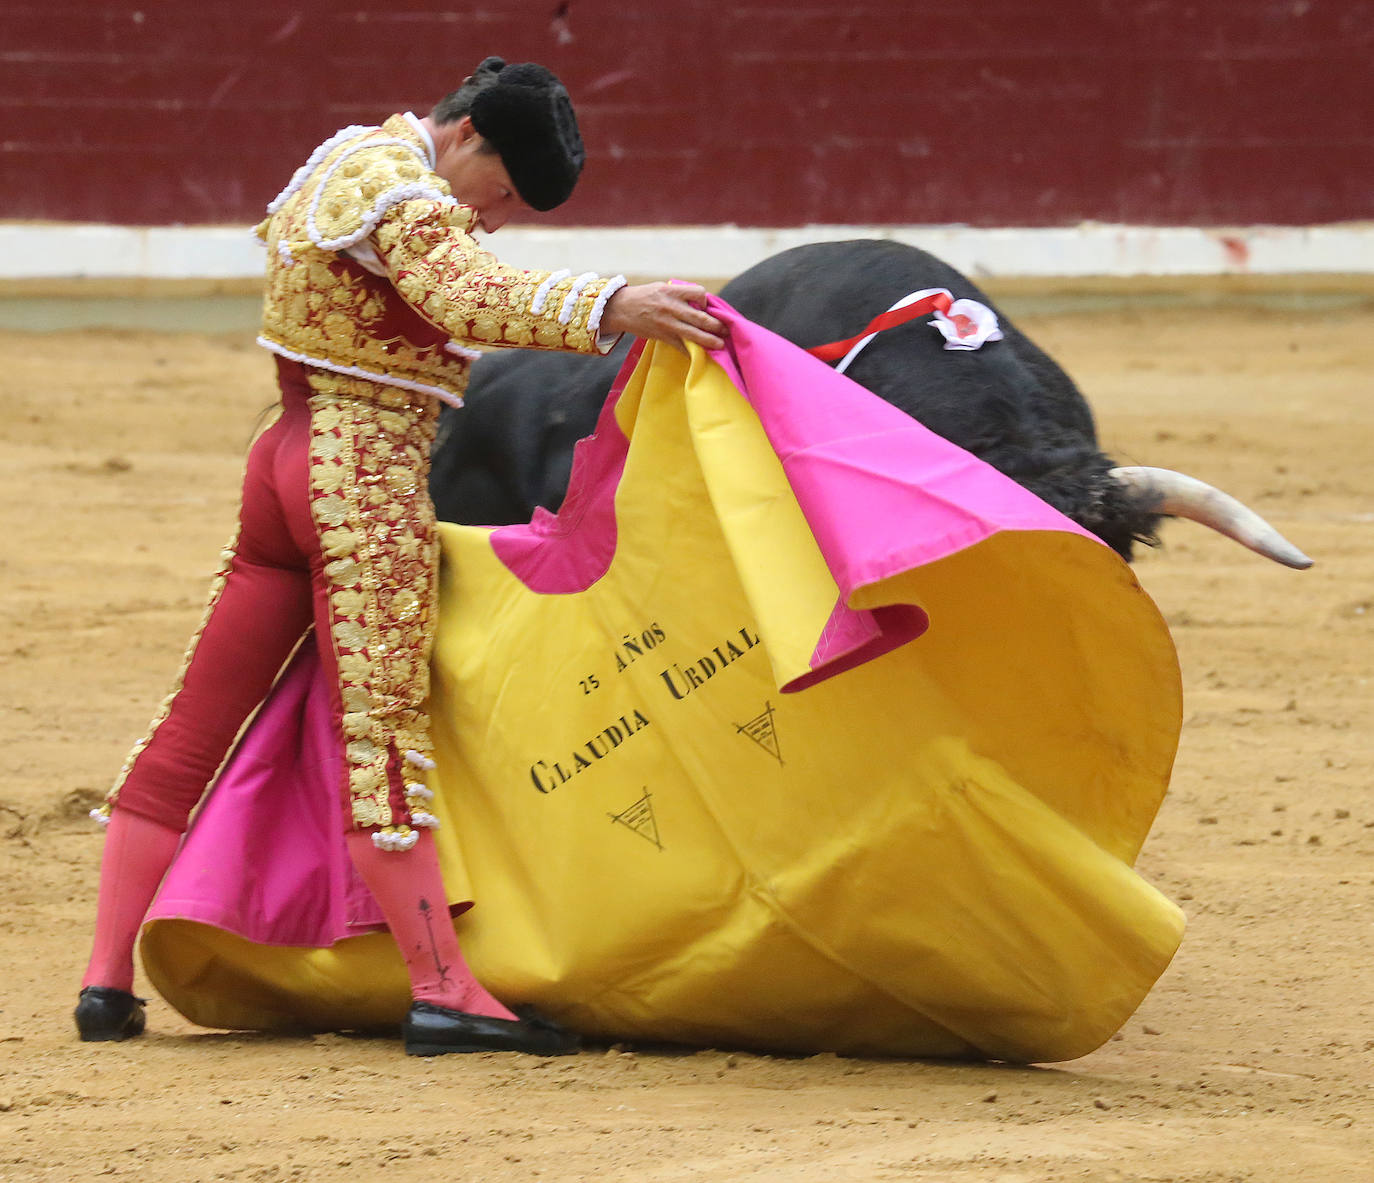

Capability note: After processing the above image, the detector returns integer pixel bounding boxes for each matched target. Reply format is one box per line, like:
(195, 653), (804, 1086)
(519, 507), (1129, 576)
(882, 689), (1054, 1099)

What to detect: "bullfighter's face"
(432, 116), (529, 233)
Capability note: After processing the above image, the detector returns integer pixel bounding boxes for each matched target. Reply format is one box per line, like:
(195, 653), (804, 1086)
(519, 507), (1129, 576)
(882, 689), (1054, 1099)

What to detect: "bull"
(429, 239), (1310, 569)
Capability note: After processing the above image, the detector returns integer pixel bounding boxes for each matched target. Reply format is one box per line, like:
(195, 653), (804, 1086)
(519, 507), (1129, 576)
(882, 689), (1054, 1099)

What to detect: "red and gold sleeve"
(371, 200), (625, 354)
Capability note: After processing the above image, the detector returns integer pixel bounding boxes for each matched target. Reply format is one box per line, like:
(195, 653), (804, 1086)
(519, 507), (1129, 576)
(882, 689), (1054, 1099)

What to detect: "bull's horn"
(1110, 466), (1313, 570)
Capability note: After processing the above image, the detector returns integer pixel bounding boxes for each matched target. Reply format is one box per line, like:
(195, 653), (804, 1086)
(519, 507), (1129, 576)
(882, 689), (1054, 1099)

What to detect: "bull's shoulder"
(720, 239), (1000, 345)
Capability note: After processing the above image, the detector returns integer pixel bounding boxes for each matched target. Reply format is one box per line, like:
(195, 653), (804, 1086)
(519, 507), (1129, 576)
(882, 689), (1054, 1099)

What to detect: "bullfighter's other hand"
(601, 283), (727, 352)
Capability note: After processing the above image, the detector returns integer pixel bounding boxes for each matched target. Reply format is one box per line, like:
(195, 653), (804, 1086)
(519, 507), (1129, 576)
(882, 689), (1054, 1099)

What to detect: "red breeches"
(106, 361), (439, 835)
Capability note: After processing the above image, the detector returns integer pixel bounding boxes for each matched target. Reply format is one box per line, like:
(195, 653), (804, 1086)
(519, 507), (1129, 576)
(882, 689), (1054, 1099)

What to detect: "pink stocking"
(81, 810), (183, 993)
(344, 829), (516, 1020)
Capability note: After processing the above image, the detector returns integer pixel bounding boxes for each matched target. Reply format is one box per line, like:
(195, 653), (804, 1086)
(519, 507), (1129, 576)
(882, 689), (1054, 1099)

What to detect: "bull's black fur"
(429, 340), (630, 529)
(430, 239), (1161, 559)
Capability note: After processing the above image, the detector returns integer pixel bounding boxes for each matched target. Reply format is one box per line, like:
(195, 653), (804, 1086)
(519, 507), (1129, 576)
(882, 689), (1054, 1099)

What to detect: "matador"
(75, 56), (726, 1057)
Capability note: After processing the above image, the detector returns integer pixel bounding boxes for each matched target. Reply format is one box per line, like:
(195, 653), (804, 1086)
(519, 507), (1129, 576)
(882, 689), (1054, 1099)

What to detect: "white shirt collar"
(402, 111), (436, 169)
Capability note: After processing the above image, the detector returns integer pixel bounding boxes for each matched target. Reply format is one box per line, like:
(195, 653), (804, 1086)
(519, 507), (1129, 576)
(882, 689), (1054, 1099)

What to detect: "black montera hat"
(469, 60), (585, 211)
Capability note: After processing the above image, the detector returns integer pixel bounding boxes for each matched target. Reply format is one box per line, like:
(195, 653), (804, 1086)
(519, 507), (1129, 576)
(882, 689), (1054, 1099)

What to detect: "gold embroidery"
(257, 115), (617, 407)
(376, 206), (616, 358)
(305, 369), (440, 833)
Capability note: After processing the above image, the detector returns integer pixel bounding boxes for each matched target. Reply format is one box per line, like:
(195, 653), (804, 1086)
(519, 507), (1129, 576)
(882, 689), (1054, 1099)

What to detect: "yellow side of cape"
(143, 342), (1183, 1061)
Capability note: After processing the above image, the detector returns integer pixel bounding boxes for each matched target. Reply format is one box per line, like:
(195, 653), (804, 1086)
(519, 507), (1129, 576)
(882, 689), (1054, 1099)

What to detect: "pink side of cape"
(147, 642), (388, 945)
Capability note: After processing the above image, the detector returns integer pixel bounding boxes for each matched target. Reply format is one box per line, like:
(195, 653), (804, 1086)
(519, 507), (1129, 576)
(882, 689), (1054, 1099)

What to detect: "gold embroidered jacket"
(255, 114), (625, 405)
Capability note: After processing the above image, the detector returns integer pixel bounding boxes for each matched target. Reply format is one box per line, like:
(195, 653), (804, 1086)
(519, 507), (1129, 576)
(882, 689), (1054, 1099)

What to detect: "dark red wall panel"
(2, 0), (1370, 227)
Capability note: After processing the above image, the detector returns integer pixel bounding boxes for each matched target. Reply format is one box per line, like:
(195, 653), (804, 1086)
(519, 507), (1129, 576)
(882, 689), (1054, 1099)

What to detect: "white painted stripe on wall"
(2, 221), (1371, 280)
(0, 224), (265, 280)
(489, 224), (1374, 280)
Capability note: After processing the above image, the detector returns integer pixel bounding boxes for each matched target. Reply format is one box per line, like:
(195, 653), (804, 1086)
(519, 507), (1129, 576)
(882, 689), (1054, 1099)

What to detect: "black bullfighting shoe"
(403, 1001), (580, 1057)
(74, 987), (147, 1042)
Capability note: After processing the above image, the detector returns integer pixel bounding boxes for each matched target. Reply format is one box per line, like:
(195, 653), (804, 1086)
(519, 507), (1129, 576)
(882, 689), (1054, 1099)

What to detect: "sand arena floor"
(1, 290), (1370, 1181)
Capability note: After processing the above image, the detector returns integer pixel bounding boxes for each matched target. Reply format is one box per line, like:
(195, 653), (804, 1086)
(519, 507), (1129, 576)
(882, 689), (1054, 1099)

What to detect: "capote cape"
(140, 299), (1184, 1062)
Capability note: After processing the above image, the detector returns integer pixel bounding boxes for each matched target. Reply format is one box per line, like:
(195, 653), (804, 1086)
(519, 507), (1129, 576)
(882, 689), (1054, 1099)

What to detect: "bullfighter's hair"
(430, 56), (506, 125)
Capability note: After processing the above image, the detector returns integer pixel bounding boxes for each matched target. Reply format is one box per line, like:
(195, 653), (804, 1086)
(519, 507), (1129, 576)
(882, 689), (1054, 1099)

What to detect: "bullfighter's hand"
(601, 283), (727, 352)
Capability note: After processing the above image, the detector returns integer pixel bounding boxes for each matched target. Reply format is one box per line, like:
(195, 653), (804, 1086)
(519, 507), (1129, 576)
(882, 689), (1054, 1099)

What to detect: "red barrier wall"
(3, 0), (1370, 227)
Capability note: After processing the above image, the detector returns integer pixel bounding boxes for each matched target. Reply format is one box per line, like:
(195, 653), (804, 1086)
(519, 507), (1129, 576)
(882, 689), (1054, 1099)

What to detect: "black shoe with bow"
(74, 987), (147, 1042)
(403, 1001), (579, 1057)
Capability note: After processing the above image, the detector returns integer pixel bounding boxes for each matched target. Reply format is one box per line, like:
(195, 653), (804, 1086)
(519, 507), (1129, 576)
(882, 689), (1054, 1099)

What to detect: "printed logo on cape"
(528, 622), (764, 793)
